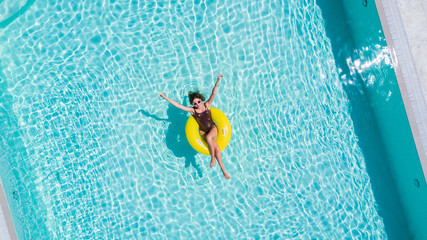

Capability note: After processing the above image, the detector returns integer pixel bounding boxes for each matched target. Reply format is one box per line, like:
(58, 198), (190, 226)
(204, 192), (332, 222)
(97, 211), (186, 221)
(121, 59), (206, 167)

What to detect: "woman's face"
(192, 98), (202, 108)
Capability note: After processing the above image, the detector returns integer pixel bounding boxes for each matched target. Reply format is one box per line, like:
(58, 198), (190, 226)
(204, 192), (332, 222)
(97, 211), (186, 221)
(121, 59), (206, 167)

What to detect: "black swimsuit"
(193, 104), (215, 132)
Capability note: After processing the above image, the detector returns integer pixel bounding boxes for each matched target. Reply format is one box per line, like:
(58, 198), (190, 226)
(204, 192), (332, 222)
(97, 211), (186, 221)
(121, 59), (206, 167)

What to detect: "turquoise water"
(0, 0), (388, 239)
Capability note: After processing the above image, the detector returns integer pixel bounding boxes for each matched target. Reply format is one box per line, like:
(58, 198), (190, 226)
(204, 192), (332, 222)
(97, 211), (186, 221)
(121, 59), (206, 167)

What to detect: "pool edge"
(0, 179), (18, 240)
(375, 0), (427, 184)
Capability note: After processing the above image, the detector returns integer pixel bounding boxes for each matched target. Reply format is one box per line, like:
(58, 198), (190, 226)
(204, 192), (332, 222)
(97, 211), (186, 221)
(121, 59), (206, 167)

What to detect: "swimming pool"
(0, 0), (413, 238)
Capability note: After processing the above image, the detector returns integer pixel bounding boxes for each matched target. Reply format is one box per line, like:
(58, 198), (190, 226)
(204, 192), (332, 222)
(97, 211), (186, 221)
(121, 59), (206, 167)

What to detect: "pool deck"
(0, 180), (17, 240)
(375, 0), (427, 183)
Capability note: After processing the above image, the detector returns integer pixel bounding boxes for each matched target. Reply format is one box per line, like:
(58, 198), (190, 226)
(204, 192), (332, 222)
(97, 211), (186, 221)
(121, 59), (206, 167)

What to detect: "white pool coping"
(0, 180), (17, 240)
(375, 0), (427, 183)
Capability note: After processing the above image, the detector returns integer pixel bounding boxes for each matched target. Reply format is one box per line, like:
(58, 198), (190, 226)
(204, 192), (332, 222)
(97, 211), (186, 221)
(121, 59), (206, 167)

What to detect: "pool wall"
(374, 0), (427, 239)
(374, 0), (427, 184)
(0, 61), (48, 239)
(318, 0), (427, 239)
(0, 179), (18, 240)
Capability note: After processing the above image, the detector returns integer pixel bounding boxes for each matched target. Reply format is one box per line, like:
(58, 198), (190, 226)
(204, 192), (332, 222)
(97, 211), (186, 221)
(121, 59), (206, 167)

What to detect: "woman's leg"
(206, 126), (230, 179)
(200, 130), (215, 167)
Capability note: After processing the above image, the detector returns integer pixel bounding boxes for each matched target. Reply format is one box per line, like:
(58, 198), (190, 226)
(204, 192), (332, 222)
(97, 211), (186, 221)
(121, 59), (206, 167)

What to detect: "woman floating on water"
(159, 74), (230, 179)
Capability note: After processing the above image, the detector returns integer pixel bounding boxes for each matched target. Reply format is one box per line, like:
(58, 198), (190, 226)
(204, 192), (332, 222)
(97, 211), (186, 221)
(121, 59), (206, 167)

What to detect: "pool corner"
(0, 179), (18, 240)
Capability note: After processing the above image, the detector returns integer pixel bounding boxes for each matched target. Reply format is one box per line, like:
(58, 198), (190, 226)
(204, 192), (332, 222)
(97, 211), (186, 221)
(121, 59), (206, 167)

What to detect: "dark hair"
(188, 90), (205, 104)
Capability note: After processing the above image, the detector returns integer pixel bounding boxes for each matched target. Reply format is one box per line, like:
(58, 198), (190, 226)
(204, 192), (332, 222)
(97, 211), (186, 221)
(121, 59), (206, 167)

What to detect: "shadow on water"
(316, 1), (410, 239)
(138, 98), (201, 178)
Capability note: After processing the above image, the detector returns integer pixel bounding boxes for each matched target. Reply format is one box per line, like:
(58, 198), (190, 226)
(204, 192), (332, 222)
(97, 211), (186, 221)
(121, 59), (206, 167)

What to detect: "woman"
(159, 74), (230, 179)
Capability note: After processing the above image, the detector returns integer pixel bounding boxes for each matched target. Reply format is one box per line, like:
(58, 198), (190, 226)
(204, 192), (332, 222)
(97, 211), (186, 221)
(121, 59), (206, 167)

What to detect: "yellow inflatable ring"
(185, 107), (232, 155)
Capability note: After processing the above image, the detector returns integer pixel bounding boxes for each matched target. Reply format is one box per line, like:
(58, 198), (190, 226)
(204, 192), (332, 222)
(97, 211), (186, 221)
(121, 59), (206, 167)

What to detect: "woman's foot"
(223, 172), (230, 179)
(210, 157), (215, 167)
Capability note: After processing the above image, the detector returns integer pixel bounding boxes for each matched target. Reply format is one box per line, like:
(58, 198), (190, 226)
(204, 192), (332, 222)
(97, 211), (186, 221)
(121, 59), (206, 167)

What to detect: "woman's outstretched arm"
(206, 73), (223, 107)
(159, 93), (194, 113)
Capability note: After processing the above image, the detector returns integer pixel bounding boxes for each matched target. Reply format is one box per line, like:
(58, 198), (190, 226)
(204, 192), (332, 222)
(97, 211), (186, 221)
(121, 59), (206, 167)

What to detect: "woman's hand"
(215, 74), (223, 86)
(159, 93), (166, 99)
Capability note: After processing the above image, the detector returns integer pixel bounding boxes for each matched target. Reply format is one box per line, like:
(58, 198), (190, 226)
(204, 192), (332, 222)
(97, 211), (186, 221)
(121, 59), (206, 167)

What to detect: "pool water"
(0, 0), (390, 239)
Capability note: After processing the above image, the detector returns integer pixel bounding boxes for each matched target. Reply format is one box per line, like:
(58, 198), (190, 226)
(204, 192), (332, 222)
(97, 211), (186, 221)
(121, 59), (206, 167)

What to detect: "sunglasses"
(193, 100), (201, 106)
